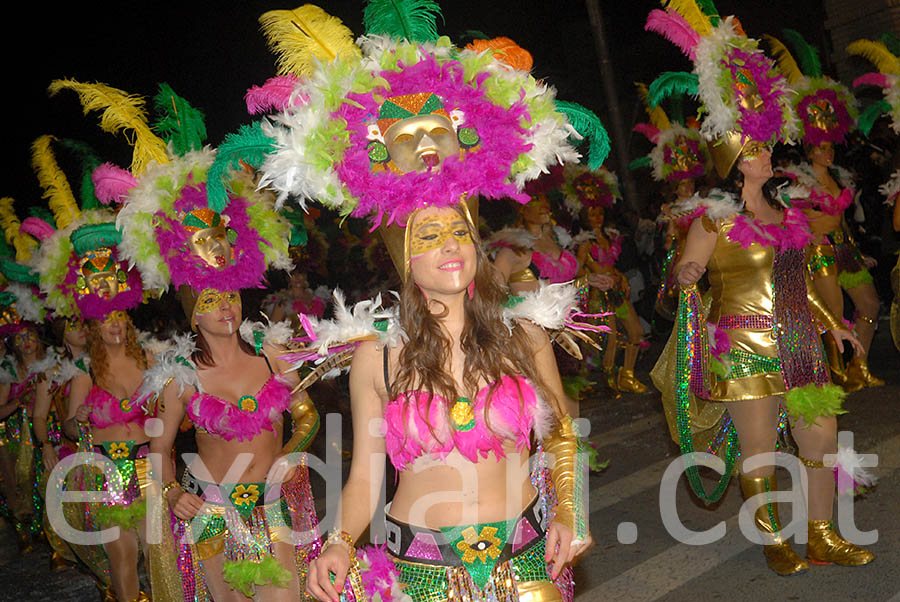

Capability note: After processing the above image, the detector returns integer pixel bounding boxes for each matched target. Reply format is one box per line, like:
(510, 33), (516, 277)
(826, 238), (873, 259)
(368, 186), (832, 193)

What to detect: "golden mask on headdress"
(179, 208), (234, 269)
(368, 93), (474, 174)
(670, 136), (701, 173)
(806, 98), (838, 132)
(735, 68), (765, 113)
(77, 248), (128, 300)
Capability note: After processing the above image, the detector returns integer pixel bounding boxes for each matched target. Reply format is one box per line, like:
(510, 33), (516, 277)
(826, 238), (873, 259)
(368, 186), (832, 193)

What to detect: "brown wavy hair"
(391, 205), (560, 432)
(87, 316), (147, 388)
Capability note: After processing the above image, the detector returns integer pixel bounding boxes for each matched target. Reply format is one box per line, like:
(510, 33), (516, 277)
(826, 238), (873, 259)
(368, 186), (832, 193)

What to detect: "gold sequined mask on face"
(191, 289), (241, 330)
(740, 140), (771, 162)
(102, 311), (128, 325)
(409, 212), (474, 257)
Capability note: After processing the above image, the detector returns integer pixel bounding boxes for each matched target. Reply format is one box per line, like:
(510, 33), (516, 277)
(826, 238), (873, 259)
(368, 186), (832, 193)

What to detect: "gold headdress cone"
(378, 195), (480, 282)
(708, 131), (748, 179)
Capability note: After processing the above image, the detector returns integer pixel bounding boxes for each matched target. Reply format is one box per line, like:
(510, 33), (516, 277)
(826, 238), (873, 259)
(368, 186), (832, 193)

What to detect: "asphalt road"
(1, 326), (897, 602)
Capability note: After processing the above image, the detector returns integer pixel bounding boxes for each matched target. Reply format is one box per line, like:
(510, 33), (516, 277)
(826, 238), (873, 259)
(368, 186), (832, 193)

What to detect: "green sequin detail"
(458, 127), (479, 147)
(368, 141), (389, 163)
(808, 253), (836, 274)
(726, 349), (782, 379)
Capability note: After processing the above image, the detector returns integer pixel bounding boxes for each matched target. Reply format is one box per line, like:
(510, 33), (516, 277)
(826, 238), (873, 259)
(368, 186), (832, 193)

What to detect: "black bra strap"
(262, 352), (274, 375)
(383, 346), (391, 398)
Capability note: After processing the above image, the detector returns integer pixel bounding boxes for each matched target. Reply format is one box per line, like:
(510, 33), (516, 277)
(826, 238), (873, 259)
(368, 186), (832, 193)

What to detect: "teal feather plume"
(857, 100), (891, 136)
(153, 83), (207, 156)
(628, 156), (652, 171)
(647, 71), (698, 108)
(781, 29), (822, 77)
(0, 258), (39, 285)
(57, 138), (102, 209)
(880, 32), (900, 59)
(363, 0), (443, 43)
(555, 101), (610, 169)
(207, 122), (276, 213)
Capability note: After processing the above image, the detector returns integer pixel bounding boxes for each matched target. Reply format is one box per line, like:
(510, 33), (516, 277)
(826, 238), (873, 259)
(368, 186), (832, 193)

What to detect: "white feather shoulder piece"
(137, 332), (201, 407)
(880, 168), (900, 206)
(239, 317), (294, 350)
(502, 281), (578, 332)
(669, 189), (743, 222)
(302, 289), (406, 355)
(484, 228), (538, 250)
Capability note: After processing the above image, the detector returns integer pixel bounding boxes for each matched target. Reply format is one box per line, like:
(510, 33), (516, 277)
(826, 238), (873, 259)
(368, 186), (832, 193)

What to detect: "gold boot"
(603, 365), (621, 399)
(822, 333), (846, 386)
(617, 368), (648, 394)
(842, 357), (865, 393)
(739, 474), (809, 576)
(848, 356), (884, 388)
(129, 592), (151, 602)
(806, 520), (874, 566)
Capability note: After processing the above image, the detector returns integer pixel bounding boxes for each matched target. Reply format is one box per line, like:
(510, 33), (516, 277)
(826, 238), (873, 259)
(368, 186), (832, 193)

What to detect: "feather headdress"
(847, 37), (900, 134)
(645, 0), (797, 177)
(764, 30), (857, 146)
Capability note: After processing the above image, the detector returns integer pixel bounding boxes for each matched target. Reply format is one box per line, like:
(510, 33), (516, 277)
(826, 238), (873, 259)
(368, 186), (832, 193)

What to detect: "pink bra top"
(531, 249), (578, 283)
(803, 187), (854, 216)
(87, 383), (148, 429)
(382, 374), (551, 471)
(9, 375), (37, 413)
(186, 373), (292, 442)
(590, 235), (622, 267)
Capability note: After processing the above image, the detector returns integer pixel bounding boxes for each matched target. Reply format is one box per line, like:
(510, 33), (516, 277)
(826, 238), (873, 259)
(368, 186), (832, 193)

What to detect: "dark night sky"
(3, 0), (827, 211)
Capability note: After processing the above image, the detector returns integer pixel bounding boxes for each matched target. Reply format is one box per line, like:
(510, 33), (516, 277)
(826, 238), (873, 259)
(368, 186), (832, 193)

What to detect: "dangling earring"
(467, 280), (475, 299)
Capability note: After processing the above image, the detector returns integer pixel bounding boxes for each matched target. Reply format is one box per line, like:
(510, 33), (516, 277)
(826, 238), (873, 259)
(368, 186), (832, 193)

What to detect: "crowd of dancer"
(0, 1), (898, 601)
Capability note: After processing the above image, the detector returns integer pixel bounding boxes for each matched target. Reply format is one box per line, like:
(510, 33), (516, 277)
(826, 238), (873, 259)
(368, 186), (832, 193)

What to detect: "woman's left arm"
(523, 322), (593, 575)
(268, 345), (320, 457)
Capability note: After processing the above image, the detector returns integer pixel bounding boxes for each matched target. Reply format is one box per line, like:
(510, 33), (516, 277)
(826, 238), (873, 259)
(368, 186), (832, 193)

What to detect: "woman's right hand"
(74, 404), (91, 423)
(307, 544), (351, 602)
(676, 261), (705, 286)
(167, 489), (204, 520)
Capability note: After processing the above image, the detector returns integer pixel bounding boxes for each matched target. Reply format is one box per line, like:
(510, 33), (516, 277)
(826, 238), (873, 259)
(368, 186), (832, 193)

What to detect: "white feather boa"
(668, 189), (743, 222)
(52, 354), (90, 387)
(483, 228), (539, 254)
(6, 283), (45, 324)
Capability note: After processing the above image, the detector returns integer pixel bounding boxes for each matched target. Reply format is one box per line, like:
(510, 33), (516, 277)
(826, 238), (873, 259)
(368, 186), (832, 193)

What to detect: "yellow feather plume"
(764, 35), (803, 84)
(31, 135), (81, 231)
(48, 79), (169, 175)
(635, 82), (671, 130)
(847, 39), (900, 76)
(259, 5), (361, 77)
(662, 0), (711, 37)
(0, 198), (38, 263)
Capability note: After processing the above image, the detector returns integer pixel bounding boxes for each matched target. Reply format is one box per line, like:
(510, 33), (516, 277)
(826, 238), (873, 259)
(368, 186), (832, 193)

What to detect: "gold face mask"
(189, 226), (234, 269)
(384, 114), (461, 174)
(12, 330), (38, 349)
(102, 311), (128, 325)
(740, 140), (771, 162)
(191, 289), (241, 330)
(735, 68), (765, 113)
(64, 317), (84, 333)
(409, 212), (474, 257)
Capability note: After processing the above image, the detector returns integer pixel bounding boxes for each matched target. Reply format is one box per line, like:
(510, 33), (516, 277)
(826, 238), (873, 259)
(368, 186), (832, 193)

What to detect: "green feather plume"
(281, 205), (309, 247)
(56, 138), (102, 209)
(782, 29), (822, 78)
(648, 72), (698, 108)
(0, 257), (39, 285)
(554, 100), (611, 169)
(857, 100), (891, 136)
(784, 383), (846, 427)
(153, 83), (207, 156)
(222, 555), (293, 598)
(628, 156), (652, 171)
(207, 122), (276, 213)
(363, 0), (443, 43)
(693, 0), (720, 24)
(880, 32), (900, 59)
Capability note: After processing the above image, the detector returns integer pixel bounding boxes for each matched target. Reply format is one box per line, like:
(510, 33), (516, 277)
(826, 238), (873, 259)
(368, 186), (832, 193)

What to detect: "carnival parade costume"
(77, 76), (321, 599)
(763, 29), (885, 391)
(645, 0), (874, 575)
(234, 2), (613, 599)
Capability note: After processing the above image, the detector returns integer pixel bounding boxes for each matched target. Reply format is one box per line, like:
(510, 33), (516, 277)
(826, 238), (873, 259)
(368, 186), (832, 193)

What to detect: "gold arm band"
(805, 272), (843, 332)
(281, 394), (320, 454)
(542, 414), (589, 542)
(798, 455), (826, 469)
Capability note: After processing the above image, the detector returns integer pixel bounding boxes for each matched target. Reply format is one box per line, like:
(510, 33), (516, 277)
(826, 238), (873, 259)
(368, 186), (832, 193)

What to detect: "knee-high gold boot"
(822, 333), (847, 386)
(739, 474), (809, 576)
(845, 356), (884, 389)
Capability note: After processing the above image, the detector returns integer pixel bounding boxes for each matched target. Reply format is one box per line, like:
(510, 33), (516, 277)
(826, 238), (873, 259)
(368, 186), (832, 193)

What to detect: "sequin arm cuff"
(543, 414), (589, 543)
(282, 394), (320, 454)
